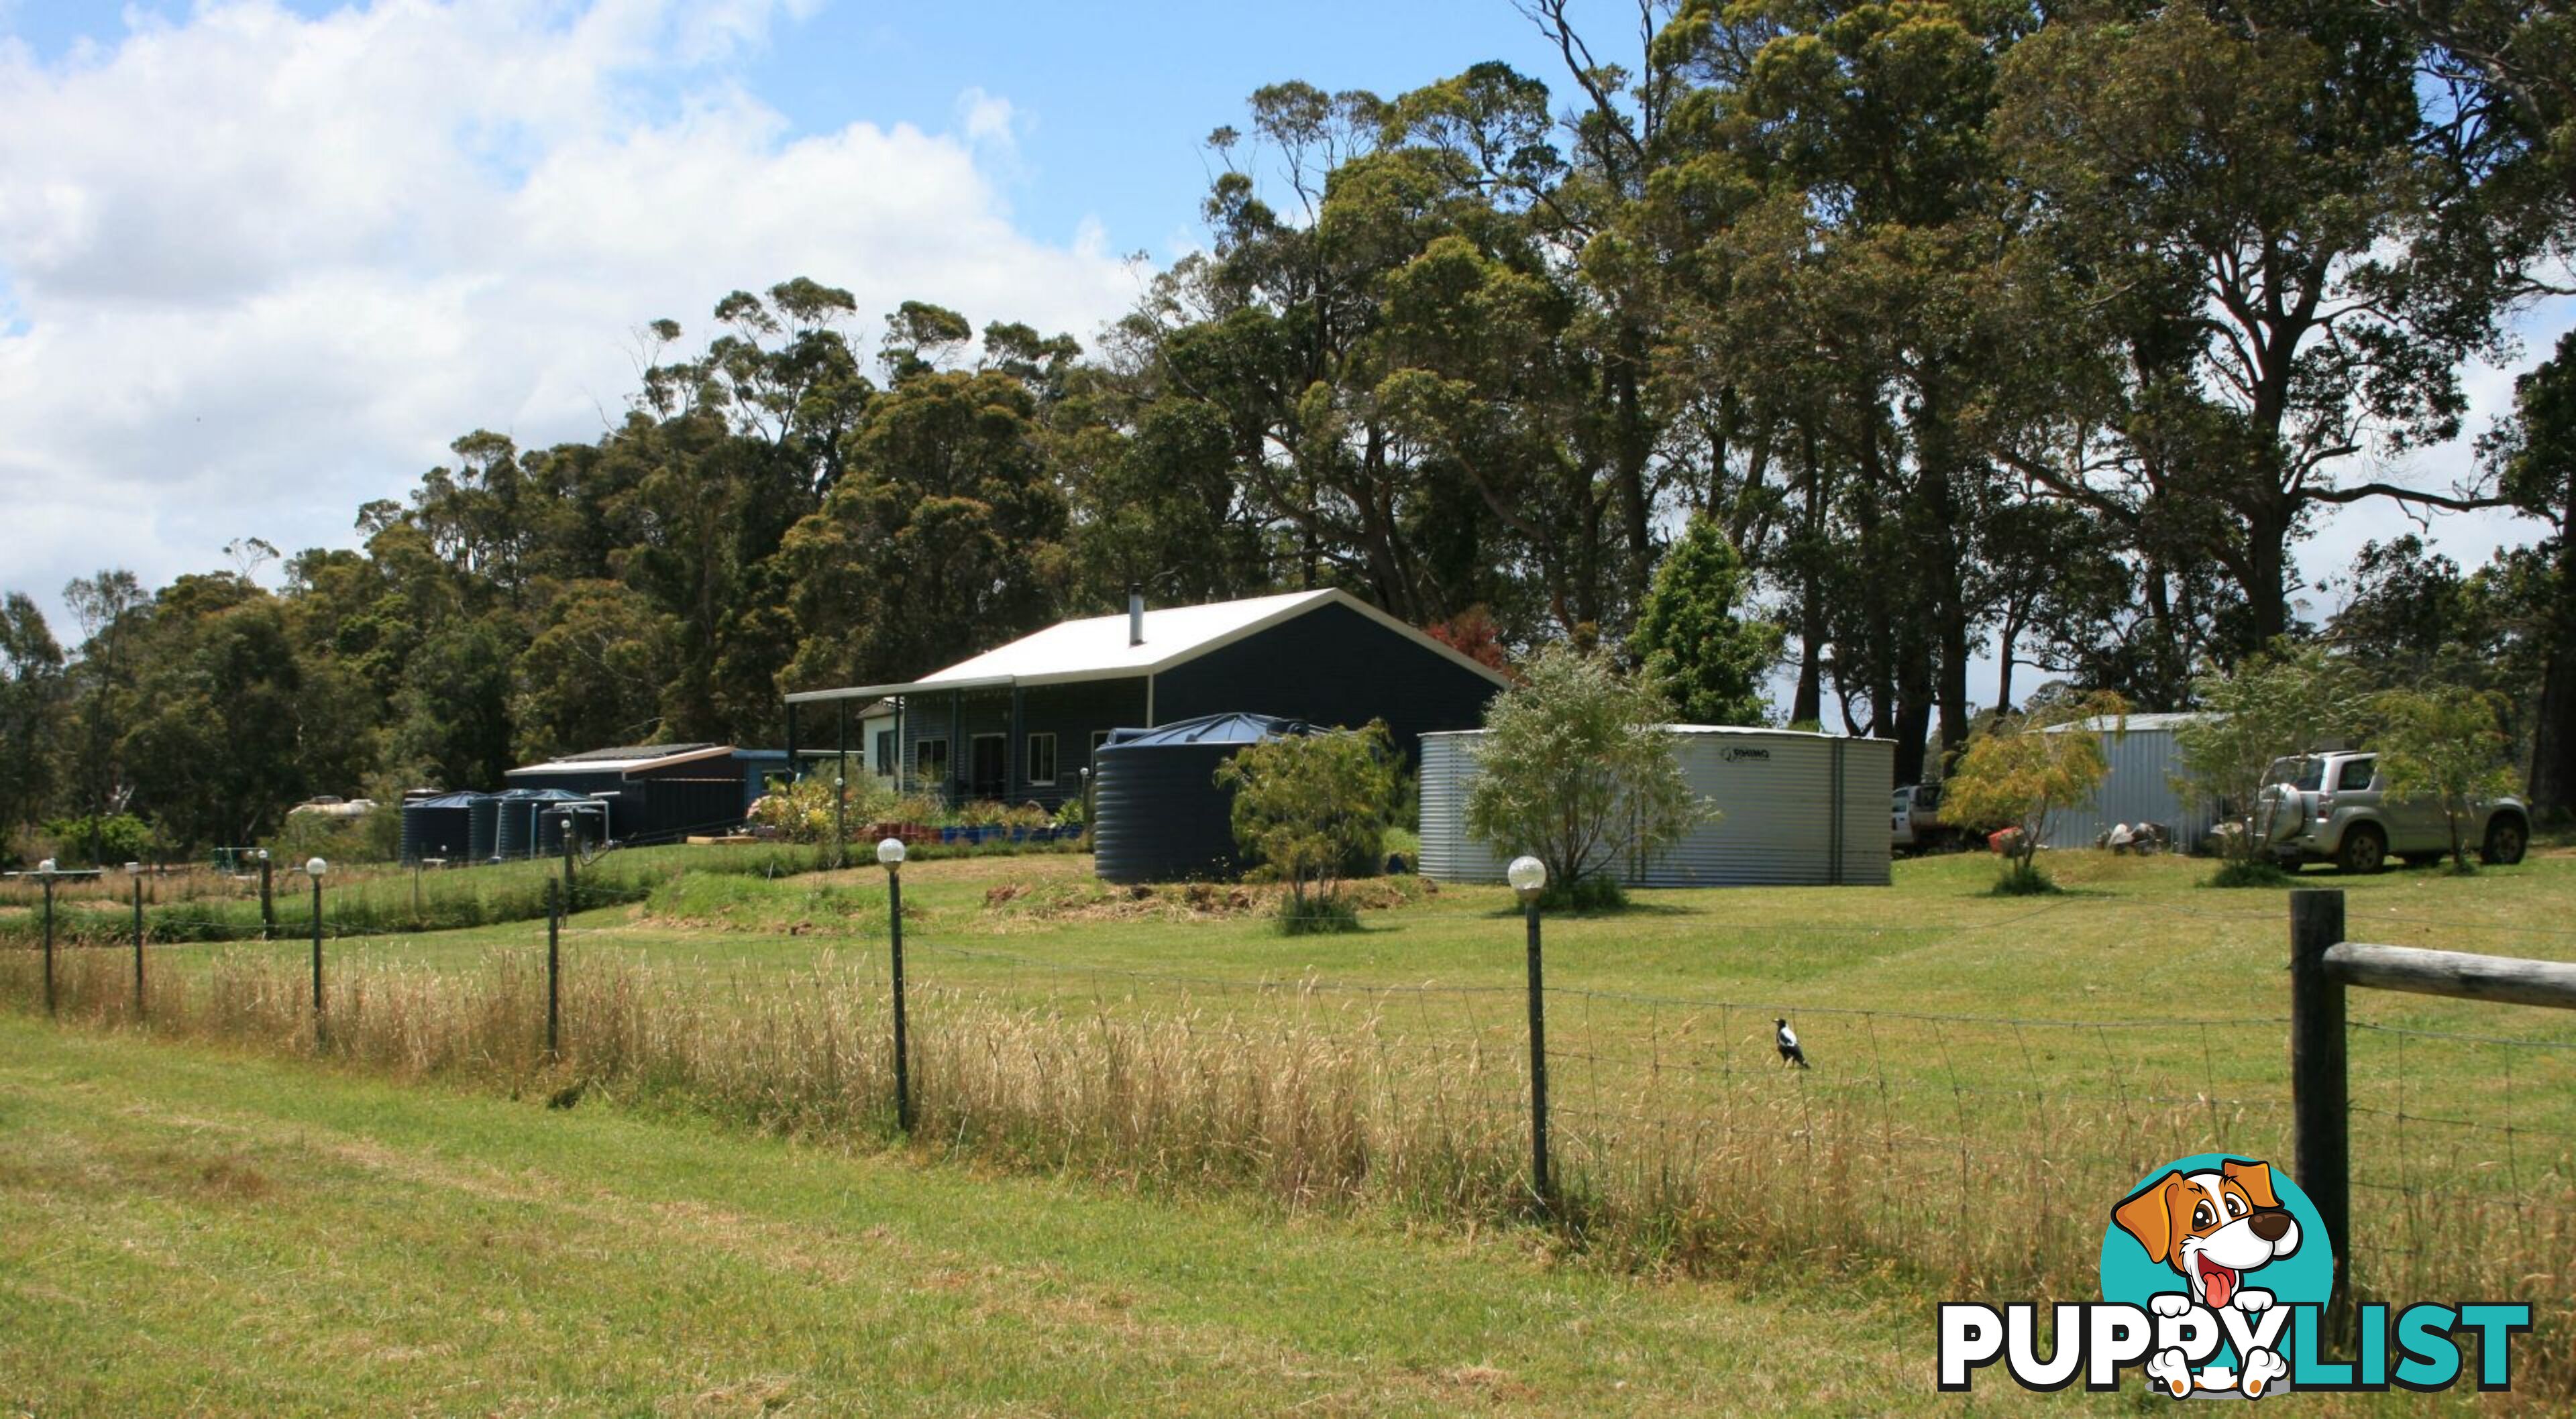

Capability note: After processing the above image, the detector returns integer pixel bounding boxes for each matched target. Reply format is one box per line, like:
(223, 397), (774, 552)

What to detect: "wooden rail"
(2290, 888), (2575, 1328)
(2321, 940), (2576, 1010)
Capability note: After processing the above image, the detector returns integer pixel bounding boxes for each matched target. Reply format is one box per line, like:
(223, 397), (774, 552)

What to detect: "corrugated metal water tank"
(400, 793), (478, 863)
(1092, 712), (1320, 884)
(1417, 726), (1895, 887)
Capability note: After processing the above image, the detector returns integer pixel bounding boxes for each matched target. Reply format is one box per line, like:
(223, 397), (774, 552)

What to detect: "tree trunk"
(2528, 534), (2576, 820)
(2239, 495), (2296, 652)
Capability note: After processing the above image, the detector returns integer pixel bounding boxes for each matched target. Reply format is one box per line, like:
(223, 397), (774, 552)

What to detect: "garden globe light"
(877, 836), (908, 869)
(1507, 855), (1547, 901)
(305, 856), (328, 880)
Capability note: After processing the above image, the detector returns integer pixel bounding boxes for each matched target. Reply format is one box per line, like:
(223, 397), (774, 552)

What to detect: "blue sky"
(7, 0), (1585, 266)
(0, 0), (2563, 699)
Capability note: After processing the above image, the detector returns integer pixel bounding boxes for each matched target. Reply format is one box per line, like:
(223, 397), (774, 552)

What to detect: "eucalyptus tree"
(1993, 0), (2533, 650)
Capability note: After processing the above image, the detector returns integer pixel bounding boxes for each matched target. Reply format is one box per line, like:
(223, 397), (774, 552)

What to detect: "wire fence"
(3, 883), (2571, 1397)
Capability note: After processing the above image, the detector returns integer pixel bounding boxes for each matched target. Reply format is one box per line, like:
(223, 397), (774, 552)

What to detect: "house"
(782, 589), (1511, 808)
(502, 743), (787, 843)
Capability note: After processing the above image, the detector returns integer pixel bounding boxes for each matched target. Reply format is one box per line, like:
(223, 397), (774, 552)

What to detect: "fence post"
(309, 866), (327, 1049)
(1524, 896), (1550, 1206)
(545, 876), (562, 1061)
(41, 871), (56, 1019)
(888, 860), (912, 1132)
(558, 810), (576, 902)
(259, 851), (274, 940)
(2289, 888), (2349, 1327)
(131, 872), (146, 1021)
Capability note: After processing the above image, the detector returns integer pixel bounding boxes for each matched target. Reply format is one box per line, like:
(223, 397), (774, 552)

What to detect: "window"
(2337, 757), (2376, 792)
(874, 729), (894, 775)
(916, 737), (949, 786)
(1026, 732), (1058, 786)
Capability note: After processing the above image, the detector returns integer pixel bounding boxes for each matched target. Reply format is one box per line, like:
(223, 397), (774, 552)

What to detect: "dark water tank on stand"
(1092, 713), (1320, 884)
(401, 793), (478, 863)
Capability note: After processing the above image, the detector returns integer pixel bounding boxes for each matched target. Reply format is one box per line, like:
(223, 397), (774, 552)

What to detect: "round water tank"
(1092, 713), (1322, 885)
(467, 794), (502, 862)
(401, 794), (476, 864)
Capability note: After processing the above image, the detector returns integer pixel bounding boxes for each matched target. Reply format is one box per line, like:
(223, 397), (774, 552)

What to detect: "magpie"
(1774, 1017), (1809, 1069)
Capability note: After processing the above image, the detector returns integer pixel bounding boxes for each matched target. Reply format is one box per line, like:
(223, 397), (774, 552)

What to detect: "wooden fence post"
(132, 874), (146, 1020)
(545, 876), (561, 1062)
(2289, 888), (2349, 1326)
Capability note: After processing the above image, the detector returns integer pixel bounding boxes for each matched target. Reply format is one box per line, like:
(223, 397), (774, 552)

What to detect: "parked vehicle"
(1891, 783), (1946, 854)
(2253, 751), (2530, 873)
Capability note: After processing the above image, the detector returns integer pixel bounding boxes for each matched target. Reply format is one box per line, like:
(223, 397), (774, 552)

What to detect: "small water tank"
(1092, 712), (1322, 884)
(467, 793), (502, 862)
(400, 793), (478, 864)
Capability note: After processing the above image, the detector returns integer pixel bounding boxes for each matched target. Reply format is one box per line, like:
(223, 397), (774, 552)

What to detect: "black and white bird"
(1774, 1017), (1810, 1069)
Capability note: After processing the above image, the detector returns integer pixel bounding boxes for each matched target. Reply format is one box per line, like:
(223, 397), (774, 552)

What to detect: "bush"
(1463, 644), (1709, 903)
(1275, 891), (1362, 935)
(2204, 858), (2296, 889)
(1943, 689), (2125, 888)
(268, 809), (388, 866)
(41, 813), (156, 868)
(1216, 722), (1397, 929)
(1988, 860), (2061, 896)
(1538, 873), (1627, 913)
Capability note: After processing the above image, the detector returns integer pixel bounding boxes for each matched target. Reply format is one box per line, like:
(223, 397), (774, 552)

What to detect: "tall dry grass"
(4, 942), (2567, 1403)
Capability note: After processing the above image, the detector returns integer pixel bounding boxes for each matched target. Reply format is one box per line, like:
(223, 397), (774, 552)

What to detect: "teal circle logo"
(2100, 1153), (2331, 1394)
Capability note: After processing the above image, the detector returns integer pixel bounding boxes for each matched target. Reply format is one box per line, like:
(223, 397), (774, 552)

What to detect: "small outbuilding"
(783, 589), (1509, 809)
(502, 744), (786, 844)
(1418, 726), (1895, 888)
(2036, 712), (2218, 852)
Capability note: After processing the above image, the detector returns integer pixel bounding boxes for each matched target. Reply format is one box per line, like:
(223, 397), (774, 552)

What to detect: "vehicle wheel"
(2336, 825), (2387, 875)
(2483, 817), (2528, 867)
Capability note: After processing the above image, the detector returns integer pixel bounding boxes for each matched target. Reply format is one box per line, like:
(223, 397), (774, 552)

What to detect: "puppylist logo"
(1938, 1153), (2532, 1398)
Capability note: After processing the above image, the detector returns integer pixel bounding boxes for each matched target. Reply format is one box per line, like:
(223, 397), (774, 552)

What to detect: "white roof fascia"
(784, 588), (1510, 701)
(509, 744), (739, 776)
(785, 675), (1014, 705)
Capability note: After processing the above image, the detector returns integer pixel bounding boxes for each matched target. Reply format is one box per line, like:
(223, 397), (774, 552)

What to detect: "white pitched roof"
(786, 589), (1509, 702)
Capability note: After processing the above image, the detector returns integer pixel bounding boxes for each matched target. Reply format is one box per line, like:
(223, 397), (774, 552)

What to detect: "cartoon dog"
(2112, 1158), (2302, 1400)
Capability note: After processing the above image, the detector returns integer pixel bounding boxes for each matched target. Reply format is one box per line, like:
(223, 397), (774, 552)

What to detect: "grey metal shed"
(1418, 726), (1894, 888)
(2036, 712), (2218, 852)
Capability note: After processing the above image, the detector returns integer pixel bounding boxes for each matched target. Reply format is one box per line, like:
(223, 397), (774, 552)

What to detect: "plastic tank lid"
(1097, 712), (1322, 748)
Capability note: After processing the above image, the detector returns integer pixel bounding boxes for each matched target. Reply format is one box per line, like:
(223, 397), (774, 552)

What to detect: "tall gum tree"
(1992, 0), (2528, 650)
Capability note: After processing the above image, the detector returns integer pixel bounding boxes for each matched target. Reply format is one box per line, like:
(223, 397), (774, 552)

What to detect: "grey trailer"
(1417, 726), (1894, 887)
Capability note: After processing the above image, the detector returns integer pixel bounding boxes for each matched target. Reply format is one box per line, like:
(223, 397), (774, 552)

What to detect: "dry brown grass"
(6, 936), (2570, 1406)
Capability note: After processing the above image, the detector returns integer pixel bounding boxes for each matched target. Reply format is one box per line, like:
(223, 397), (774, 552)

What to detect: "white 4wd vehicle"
(2254, 751), (2530, 874)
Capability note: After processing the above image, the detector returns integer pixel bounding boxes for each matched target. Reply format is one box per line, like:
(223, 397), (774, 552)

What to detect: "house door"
(969, 734), (1008, 800)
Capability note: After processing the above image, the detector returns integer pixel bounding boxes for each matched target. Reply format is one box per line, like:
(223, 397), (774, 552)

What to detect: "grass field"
(5, 845), (2572, 1411)
(0, 1017), (2540, 1417)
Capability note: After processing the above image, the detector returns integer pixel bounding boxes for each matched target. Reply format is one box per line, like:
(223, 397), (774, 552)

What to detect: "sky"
(0, 0), (2567, 698)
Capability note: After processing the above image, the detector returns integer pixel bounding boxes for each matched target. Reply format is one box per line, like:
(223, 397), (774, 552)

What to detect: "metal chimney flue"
(1128, 584), (1144, 646)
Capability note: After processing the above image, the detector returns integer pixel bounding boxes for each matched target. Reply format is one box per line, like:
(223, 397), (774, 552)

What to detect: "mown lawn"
(7, 846), (2571, 1410)
(0, 1017), (2529, 1417)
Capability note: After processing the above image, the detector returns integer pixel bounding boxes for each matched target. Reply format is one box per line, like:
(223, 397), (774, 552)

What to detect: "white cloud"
(0, 0), (1138, 626)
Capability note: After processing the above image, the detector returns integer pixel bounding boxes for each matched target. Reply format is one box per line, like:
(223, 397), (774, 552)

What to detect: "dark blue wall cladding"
(1155, 602), (1500, 761)
(897, 677), (1150, 809)
(883, 601), (1495, 805)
